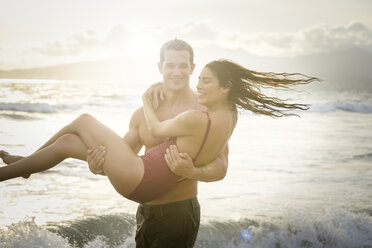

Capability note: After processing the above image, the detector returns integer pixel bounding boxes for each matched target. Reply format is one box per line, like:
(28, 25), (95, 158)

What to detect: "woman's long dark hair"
(205, 59), (322, 118)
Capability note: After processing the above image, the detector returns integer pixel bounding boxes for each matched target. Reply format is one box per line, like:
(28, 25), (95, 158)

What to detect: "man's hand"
(166, 144), (229, 182)
(87, 146), (106, 175)
(164, 145), (195, 178)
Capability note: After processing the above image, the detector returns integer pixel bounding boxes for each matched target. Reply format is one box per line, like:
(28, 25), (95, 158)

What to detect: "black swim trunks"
(135, 197), (200, 248)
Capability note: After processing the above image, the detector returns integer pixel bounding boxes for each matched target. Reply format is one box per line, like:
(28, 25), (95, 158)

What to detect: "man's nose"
(172, 66), (182, 75)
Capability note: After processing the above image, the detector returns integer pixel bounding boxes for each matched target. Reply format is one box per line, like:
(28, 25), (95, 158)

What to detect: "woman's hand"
(165, 145), (195, 179)
(151, 82), (165, 109)
(87, 146), (106, 175)
(142, 82), (165, 109)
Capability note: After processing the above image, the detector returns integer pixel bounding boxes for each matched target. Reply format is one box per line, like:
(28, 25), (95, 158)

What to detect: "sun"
(126, 32), (163, 61)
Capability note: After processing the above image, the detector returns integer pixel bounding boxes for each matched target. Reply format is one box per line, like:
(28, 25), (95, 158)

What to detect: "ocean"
(0, 79), (371, 248)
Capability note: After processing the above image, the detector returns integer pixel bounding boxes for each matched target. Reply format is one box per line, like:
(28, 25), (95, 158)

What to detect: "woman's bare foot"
(0, 150), (23, 164)
(0, 150), (31, 178)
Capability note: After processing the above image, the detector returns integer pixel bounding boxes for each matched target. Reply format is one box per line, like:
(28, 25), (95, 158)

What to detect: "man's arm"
(122, 108), (143, 154)
(165, 144), (229, 182)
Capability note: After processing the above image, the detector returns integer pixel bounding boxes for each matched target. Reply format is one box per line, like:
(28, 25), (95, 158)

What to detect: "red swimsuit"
(126, 112), (211, 203)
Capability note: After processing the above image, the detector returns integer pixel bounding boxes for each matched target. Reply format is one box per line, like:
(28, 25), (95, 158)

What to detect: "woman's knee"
(70, 113), (96, 131)
(76, 113), (95, 124)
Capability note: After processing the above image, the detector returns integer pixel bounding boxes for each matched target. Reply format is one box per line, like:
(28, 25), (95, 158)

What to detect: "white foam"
(0, 102), (80, 113)
(245, 207), (372, 248)
(0, 218), (70, 248)
(1, 209), (371, 248)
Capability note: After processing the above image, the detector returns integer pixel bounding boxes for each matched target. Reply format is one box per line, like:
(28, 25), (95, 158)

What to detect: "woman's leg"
(0, 151), (30, 178)
(0, 113), (144, 196)
(0, 112), (96, 178)
(0, 151), (24, 165)
(0, 113), (92, 165)
(0, 133), (88, 179)
(0, 112), (105, 176)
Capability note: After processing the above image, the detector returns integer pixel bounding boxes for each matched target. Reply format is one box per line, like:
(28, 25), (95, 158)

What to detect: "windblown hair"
(160, 39), (194, 65)
(205, 59), (322, 118)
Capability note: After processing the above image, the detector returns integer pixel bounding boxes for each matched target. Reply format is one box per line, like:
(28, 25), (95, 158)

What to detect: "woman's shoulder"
(176, 110), (209, 127)
(181, 109), (208, 119)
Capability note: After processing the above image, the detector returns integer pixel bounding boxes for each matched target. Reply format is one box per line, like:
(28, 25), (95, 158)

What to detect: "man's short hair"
(159, 39), (194, 65)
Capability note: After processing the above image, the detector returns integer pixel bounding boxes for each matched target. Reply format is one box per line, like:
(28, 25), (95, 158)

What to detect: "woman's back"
(175, 108), (236, 167)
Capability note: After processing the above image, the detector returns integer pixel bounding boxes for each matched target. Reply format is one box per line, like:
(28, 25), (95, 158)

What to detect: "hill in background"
(0, 47), (371, 91)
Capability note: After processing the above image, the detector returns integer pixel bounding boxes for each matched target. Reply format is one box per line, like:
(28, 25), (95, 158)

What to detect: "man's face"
(158, 49), (195, 92)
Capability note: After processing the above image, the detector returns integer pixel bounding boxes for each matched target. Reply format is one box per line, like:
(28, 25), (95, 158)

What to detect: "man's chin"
(167, 83), (187, 92)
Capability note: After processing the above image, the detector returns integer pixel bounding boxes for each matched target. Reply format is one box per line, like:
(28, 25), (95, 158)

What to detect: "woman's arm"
(142, 84), (200, 138)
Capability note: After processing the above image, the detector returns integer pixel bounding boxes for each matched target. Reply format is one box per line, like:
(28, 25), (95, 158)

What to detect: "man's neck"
(163, 87), (196, 107)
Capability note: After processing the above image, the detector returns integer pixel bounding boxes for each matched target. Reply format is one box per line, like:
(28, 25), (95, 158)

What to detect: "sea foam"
(1, 208), (371, 248)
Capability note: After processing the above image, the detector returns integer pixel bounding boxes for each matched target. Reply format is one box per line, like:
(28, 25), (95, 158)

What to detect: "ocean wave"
(84, 96), (141, 109)
(46, 214), (136, 248)
(0, 218), (71, 248)
(352, 153), (372, 161)
(308, 102), (372, 113)
(0, 103), (80, 114)
(2, 99), (371, 115)
(1, 208), (371, 248)
(0, 113), (39, 120)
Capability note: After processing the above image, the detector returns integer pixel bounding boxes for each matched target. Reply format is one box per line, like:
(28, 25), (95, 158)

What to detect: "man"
(88, 39), (228, 247)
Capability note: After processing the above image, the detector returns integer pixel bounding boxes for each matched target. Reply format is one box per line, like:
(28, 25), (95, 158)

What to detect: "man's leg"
(135, 197), (200, 248)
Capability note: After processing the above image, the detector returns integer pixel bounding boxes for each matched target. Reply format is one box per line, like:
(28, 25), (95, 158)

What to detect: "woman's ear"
(222, 81), (232, 94)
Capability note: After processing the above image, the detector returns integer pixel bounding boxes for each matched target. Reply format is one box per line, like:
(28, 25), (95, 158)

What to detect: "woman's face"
(196, 67), (228, 106)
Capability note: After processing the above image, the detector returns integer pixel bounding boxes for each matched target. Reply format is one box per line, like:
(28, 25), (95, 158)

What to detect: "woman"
(0, 59), (320, 203)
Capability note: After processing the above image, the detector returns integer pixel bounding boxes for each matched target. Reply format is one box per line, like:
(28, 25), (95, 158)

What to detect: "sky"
(0, 0), (371, 71)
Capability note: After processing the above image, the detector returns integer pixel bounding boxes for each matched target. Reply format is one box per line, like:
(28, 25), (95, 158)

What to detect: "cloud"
(32, 25), (130, 57)
(235, 21), (372, 56)
(300, 21), (372, 52)
(32, 29), (105, 56)
(170, 22), (219, 41)
(149, 21), (220, 46)
(4, 21), (371, 70)
(106, 24), (128, 42)
(145, 21), (372, 57)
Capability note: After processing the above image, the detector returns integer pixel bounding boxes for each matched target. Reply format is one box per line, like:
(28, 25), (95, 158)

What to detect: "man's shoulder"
(129, 107), (145, 126)
(133, 107), (144, 117)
